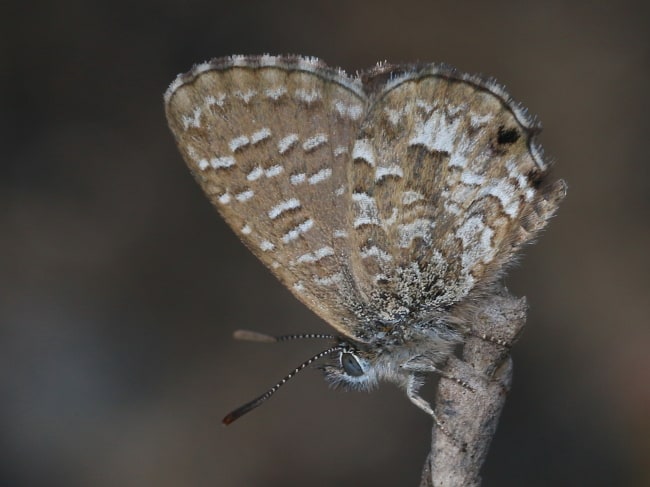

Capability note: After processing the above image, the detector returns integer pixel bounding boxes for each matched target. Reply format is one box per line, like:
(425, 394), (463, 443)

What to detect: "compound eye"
(341, 352), (364, 377)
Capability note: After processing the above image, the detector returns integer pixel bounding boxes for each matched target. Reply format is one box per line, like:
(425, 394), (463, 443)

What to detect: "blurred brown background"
(2, 0), (649, 486)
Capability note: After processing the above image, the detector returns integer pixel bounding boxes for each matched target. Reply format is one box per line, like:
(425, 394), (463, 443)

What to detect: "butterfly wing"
(345, 65), (566, 328)
(165, 56), (370, 338)
(166, 57), (566, 343)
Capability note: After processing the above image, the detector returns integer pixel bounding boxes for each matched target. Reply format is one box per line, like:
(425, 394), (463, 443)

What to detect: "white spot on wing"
(460, 172), (486, 186)
(249, 164), (284, 181)
(278, 134), (299, 154)
(398, 219), (434, 248)
(247, 166), (264, 181)
(296, 88), (321, 103)
(360, 246), (393, 262)
(291, 173), (306, 185)
(205, 93), (226, 107)
(447, 103), (466, 117)
(445, 202), (462, 216)
(415, 98), (435, 113)
(382, 207), (399, 230)
(352, 192), (380, 228)
(282, 218), (314, 243)
(352, 139), (375, 166)
(409, 109), (462, 154)
(334, 100), (363, 120)
(296, 246), (334, 264)
(235, 89), (257, 103)
(308, 168), (332, 185)
(375, 165), (404, 182)
(480, 179), (520, 217)
(260, 240), (275, 251)
(385, 107), (405, 126)
(229, 136), (250, 152)
(265, 86), (287, 100)
(456, 216), (495, 270)
(182, 107), (202, 130)
(241, 224), (252, 235)
(402, 191), (424, 205)
(268, 198), (301, 219)
(313, 273), (343, 286)
(250, 127), (272, 144)
(470, 113), (493, 128)
(448, 135), (474, 169)
(302, 134), (328, 151)
(505, 159), (534, 201)
(293, 281), (305, 292)
(211, 156), (236, 169)
(265, 165), (283, 178)
(218, 193), (231, 205)
(235, 189), (254, 202)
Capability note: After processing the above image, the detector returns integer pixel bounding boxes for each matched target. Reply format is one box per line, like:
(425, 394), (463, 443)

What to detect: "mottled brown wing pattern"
(166, 56), (566, 344)
(166, 56), (567, 426)
(165, 57), (370, 337)
(346, 67), (566, 325)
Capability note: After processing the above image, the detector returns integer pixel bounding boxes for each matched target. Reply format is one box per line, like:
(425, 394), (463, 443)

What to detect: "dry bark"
(421, 288), (527, 487)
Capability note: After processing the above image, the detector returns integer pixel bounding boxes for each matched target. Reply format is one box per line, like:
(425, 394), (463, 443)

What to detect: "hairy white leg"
(469, 331), (512, 348)
(402, 355), (474, 391)
(405, 373), (453, 438)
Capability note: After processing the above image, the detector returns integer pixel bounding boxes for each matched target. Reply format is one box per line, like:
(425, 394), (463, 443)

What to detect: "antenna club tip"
(233, 330), (277, 342)
(220, 345), (341, 424)
(223, 406), (250, 425)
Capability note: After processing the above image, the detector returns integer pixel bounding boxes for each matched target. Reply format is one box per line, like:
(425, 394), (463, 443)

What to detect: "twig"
(421, 288), (527, 487)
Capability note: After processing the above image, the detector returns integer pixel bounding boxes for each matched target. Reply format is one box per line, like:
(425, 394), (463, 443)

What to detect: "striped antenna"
(222, 345), (341, 425)
(233, 329), (336, 342)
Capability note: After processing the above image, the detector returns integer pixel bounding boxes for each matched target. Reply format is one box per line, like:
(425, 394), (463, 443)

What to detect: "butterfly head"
(222, 331), (390, 424)
(320, 339), (381, 392)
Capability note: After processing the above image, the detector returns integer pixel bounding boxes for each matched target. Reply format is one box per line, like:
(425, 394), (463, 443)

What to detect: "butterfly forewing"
(165, 58), (370, 337)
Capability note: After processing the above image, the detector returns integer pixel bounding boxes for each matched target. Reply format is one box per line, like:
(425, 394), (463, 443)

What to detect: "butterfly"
(164, 55), (566, 425)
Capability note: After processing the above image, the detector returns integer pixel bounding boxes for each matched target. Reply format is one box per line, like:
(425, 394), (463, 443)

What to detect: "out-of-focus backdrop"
(2, 1), (648, 486)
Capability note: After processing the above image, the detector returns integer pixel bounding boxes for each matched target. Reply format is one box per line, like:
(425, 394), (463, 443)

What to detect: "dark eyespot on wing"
(497, 126), (520, 145)
(526, 168), (544, 188)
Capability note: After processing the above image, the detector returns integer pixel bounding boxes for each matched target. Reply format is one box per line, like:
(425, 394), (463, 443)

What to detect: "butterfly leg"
(405, 373), (454, 437)
(468, 331), (512, 348)
(401, 355), (474, 392)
